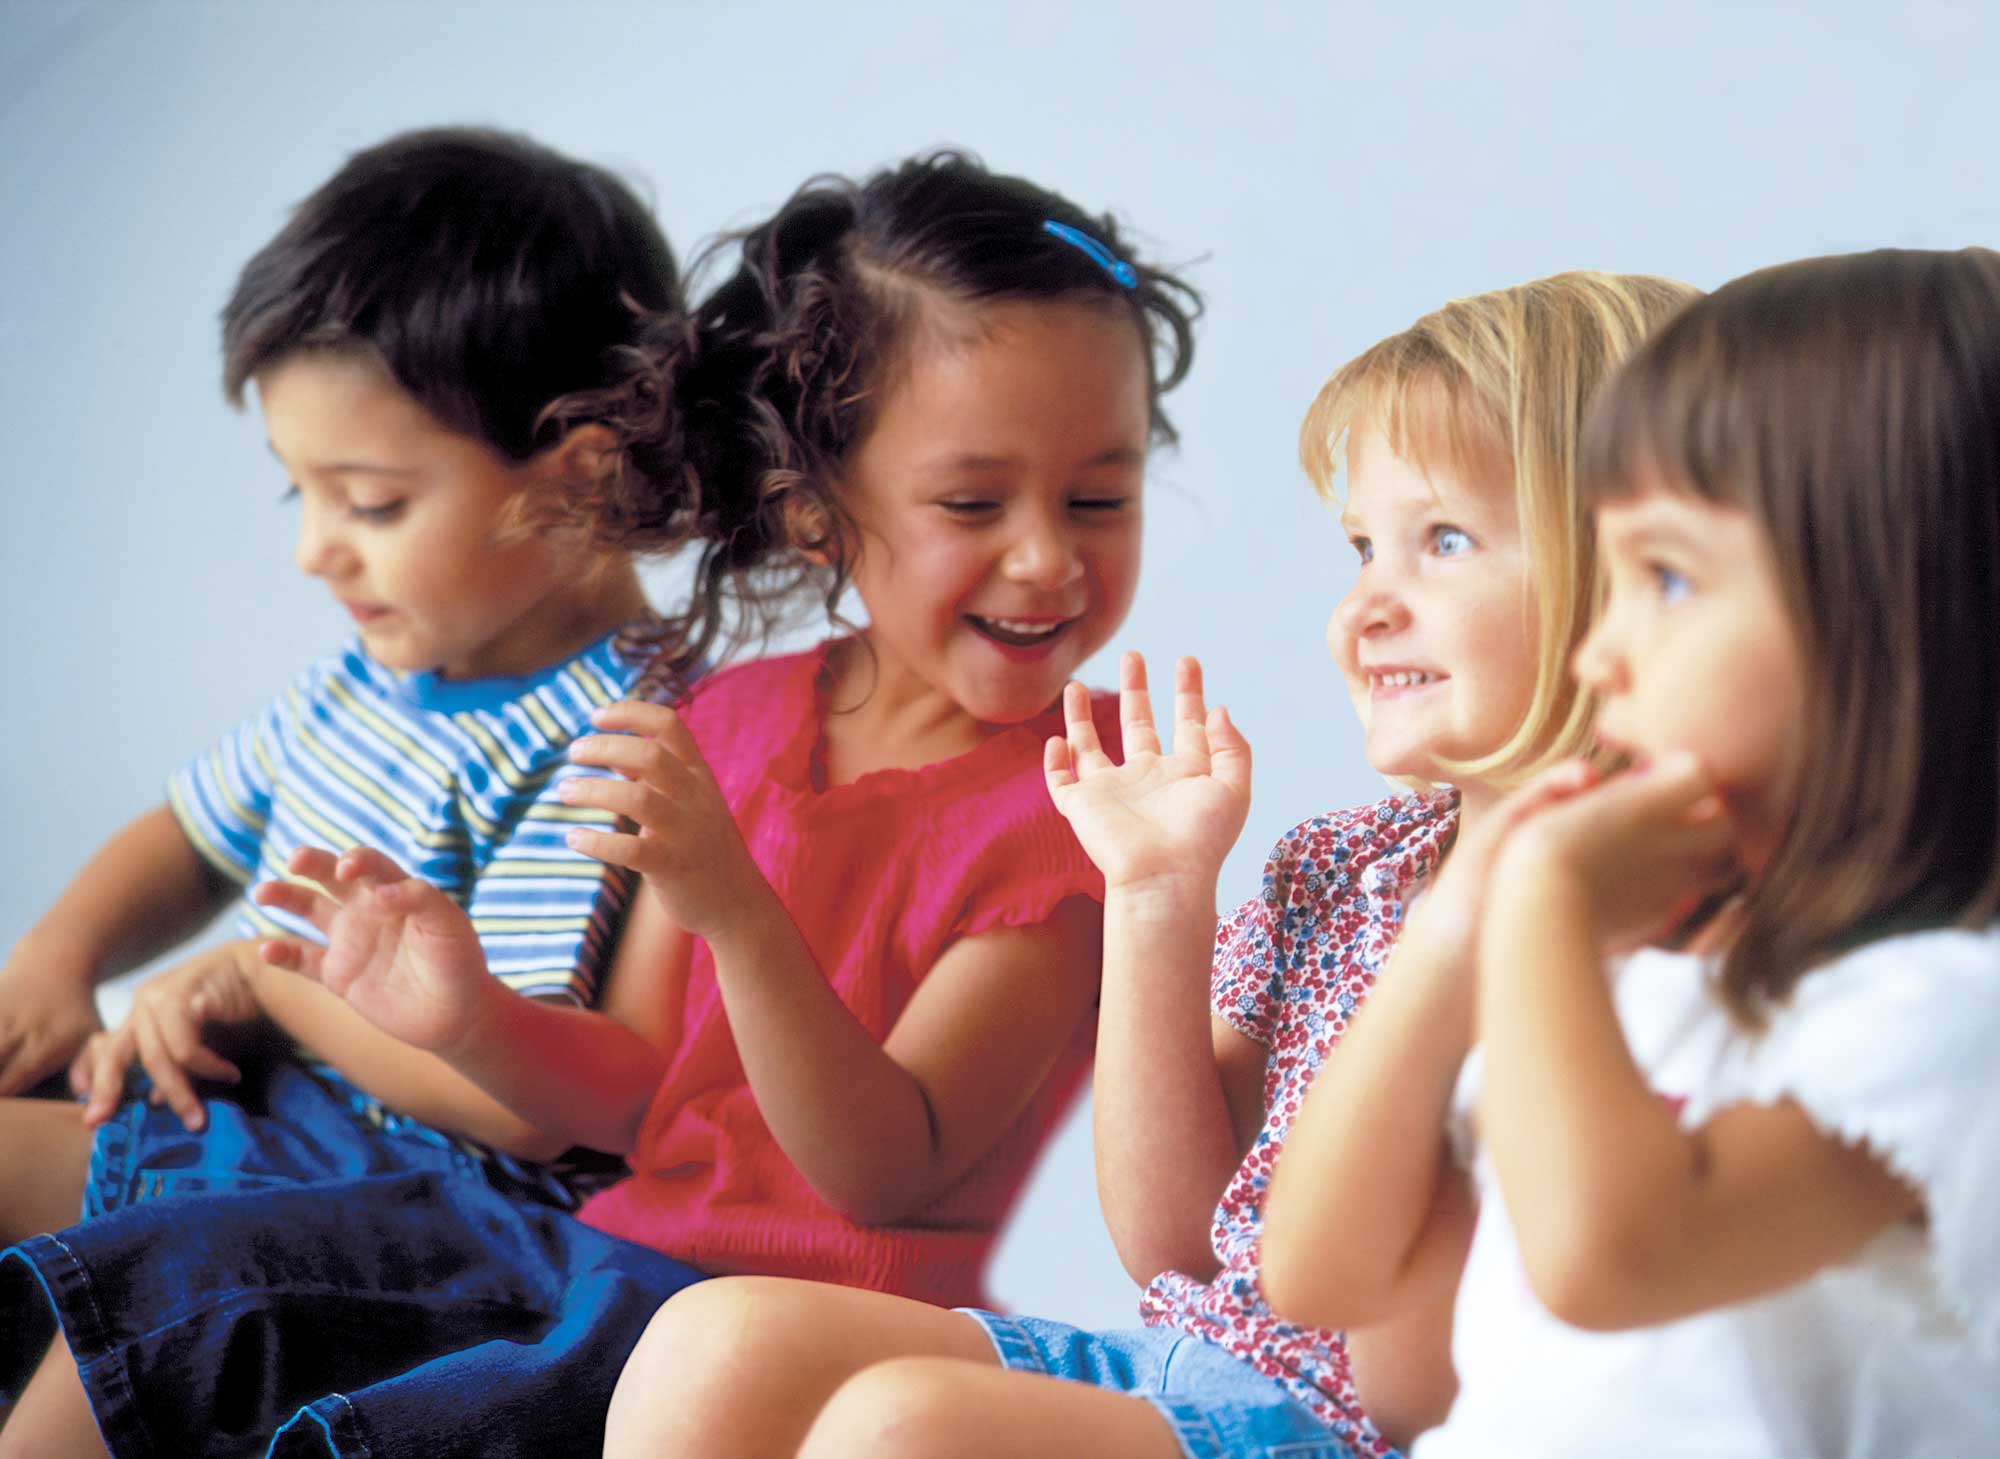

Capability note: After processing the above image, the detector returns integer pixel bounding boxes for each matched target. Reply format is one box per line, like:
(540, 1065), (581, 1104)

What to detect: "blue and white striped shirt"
(168, 628), (650, 1007)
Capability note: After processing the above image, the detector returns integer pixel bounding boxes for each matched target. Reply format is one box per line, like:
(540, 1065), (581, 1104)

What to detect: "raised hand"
(564, 701), (772, 940)
(255, 847), (496, 1054)
(67, 941), (265, 1129)
(1490, 752), (1742, 954)
(0, 952), (104, 1096)
(1043, 652), (1252, 896)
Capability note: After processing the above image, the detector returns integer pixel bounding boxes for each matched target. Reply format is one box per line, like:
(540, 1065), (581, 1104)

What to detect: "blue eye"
(1349, 536), (1373, 564)
(1652, 563), (1690, 602)
(1433, 525), (1474, 556)
(279, 485), (300, 505)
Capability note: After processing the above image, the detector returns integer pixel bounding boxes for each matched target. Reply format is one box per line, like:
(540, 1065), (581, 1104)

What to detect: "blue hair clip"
(1042, 220), (1138, 289)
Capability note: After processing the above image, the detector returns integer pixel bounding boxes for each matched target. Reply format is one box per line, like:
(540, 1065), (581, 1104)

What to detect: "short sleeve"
(1211, 889), (1279, 1046)
(166, 696), (284, 884)
(954, 812), (1106, 941)
(1740, 925), (2000, 1355)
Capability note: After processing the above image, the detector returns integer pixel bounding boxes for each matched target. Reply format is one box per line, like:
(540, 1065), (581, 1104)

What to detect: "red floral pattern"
(1139, 791), (1457, 1454)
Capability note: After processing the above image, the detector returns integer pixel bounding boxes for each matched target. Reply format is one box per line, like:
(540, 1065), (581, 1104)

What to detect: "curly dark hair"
(553, 149), (1202, 669)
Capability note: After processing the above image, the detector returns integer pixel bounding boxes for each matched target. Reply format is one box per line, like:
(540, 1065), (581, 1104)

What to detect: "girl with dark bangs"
(1262, 247), (2000, 1456)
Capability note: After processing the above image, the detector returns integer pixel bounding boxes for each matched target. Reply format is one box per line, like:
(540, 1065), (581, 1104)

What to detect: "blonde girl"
(1264, 247), (2000, 1456)
(600, 270), (1695, 1459)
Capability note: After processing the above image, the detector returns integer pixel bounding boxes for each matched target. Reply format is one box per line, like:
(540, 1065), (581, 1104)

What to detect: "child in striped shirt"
(0, 127), (693, 1288)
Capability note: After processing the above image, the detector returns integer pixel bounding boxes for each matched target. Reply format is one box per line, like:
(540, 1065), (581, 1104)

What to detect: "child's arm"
(0, 804), (234, 1095)
(1259, 763), (1598, 1331)
(1476, 757), (1919, 1330)
(255, 847), (676, 1158)
(1047, 655), (1267, 1282)
(564, 701), (1102, 1222)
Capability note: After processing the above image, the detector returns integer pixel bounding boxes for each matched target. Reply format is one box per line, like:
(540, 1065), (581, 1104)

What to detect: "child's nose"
(293, 510), (350, 580)
(1571, 618), (1624, 692)
(1003, 521), (1084, 590)
(1332, 577), (1410, 639)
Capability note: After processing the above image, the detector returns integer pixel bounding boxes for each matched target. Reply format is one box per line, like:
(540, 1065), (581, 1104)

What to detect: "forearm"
(701, 888), (951, 1221)
(15, 806), (233, 981)
(1261, 918), (1473, 1328)
(1475, 872), (1695, 1321)
(250, 955), (659, 1159)
(1092, 883), (1241, 1283)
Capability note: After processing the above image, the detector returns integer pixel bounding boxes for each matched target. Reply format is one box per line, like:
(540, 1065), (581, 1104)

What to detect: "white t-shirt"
(1417, 925), (2000, 1459)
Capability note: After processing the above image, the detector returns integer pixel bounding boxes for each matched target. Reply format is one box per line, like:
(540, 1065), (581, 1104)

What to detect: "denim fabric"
(82, 1054), (589, 1221)
(0, 1172), (705, 1459)
(964, 1311), (1366, 1459)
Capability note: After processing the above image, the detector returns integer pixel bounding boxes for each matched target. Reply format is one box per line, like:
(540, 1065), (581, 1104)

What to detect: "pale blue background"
(3, 0), (1995, 1328)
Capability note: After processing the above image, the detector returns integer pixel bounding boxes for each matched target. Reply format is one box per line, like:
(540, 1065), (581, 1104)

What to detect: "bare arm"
(1478, 776), (1917, 1329)
(567, 702), (1102, 1222)
(1260, 762), (1602, 1330)
(0, 804), (234, 1093)
(1259, 912), (1478, 1329)
(1044, 654), (1269, 1282)
(257, 849), (680, 1157)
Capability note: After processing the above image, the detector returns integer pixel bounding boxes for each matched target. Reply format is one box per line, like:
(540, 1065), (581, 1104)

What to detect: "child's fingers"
(569, 732), (690, 786)
(333, 846), (413, 890)
(565, 827), (680, 882)
(131, 1016), (206, 1131)
(1062, 681), (1114, 773)
(258, 936), (326, 982)
(1043, 734), (1076, 794)
(558, 775), (671, 831)
(1117, 652), (1161, 757)
(253, 880), (339, 935)
(1172, 656), (1211, 765)
(284, 846), (346, 894)
(1206, 705), (1253, 795)
(583, 703), (711, 777)
(71, 1030), (132, 1122)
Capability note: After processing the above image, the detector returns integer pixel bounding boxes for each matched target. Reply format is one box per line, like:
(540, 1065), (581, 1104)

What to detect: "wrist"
(1103, 870), (1223, 930)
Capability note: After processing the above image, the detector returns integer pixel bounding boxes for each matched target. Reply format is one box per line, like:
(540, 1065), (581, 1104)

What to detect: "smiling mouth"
(967, 615), (1073, 648)
(1371, 670), (1443, 692)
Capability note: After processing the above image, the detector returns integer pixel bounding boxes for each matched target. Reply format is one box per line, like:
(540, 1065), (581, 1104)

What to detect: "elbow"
(822, 1174), (926, 1228)
(1515, 1208), (1664, 1332)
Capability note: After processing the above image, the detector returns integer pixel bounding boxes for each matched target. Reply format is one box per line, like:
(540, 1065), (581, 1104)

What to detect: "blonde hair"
(1301, 271), (1699, 787)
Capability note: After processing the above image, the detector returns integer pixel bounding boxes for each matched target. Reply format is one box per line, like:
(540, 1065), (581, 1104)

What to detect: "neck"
(817, 635), (996, 783)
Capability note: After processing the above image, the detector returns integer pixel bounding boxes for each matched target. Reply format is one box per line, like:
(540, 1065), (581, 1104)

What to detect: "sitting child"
(1263, 246), (2000, 1458)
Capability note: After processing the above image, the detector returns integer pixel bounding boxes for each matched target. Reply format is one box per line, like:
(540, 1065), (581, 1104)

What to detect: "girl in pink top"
(0, 152), (1198, 1459)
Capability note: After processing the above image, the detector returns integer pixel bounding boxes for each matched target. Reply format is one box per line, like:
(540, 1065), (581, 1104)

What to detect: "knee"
(604, 1278), (806, 1456)
(799, 1360), (975, 1459)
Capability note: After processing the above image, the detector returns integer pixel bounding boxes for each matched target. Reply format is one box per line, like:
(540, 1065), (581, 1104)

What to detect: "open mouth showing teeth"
(1374, 671), (1439, 689)
(968, 616), (1071, 648)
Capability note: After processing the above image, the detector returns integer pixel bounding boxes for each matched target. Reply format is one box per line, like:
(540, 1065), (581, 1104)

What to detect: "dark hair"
(559, 149), (1201, 661)
(222, 127), (682, 462)
(1580, 247), (2000, 1021)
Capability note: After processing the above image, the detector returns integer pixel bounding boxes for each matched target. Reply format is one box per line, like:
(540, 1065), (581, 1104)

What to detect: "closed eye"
(1071, 496), (1130, 515)
(936, 499), (1000, 519)
(350, 501), (406, 525)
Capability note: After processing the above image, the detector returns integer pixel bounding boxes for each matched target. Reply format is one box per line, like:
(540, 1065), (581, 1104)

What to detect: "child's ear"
(781, 490), (838, 566)
(536, 423), (618, 490)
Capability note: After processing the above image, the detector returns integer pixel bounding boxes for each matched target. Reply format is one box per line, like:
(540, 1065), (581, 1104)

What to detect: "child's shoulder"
(1256, 789), (1458, 896)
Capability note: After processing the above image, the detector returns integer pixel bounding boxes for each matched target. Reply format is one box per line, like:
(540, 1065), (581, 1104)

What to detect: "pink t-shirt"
(1140, 791), (1458, 1453)
(580, 643), (1115, 1308)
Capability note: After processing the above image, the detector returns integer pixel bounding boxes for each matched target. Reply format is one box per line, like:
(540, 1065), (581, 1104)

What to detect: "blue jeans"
(963, 1311), (1371, 1459)
(1, 1172), (704, 1459)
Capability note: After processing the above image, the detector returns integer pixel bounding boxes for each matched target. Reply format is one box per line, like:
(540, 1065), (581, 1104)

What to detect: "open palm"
(1045, 653), (1252, 894)
(254, 846), (495, 1053)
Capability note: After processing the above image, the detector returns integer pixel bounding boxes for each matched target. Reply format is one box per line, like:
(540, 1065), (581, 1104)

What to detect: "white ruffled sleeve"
(1739, 924), (2000, 1358)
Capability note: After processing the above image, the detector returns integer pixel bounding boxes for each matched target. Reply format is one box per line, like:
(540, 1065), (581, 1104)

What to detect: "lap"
(958, 1313), (1362, 1459)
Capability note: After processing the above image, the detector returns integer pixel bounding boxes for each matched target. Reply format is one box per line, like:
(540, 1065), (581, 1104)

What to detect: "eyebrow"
(266, 443), (420, 478)
(918, 446), (1147, 474)
(1606, 515), (1708, 555)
